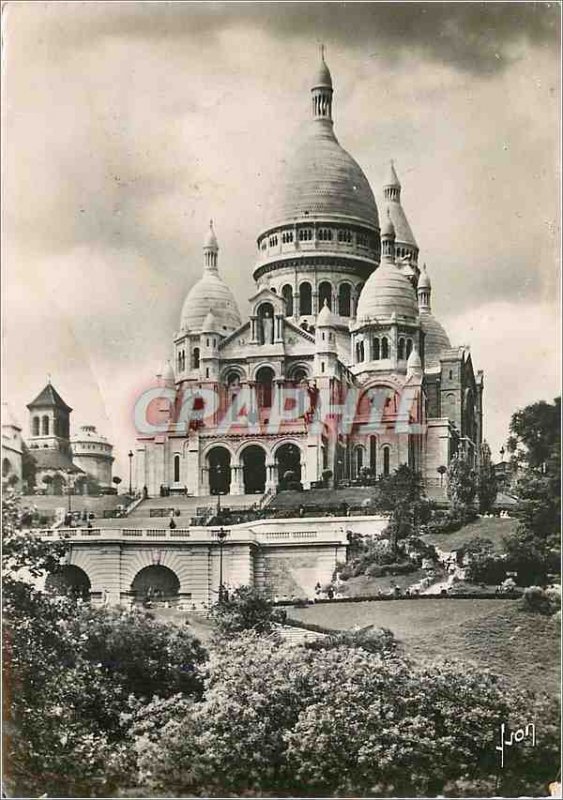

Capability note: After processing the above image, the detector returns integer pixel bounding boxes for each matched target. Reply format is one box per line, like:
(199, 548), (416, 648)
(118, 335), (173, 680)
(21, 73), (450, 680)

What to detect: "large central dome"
(267, 119), (379, 228)
(265, 53), (378, 231)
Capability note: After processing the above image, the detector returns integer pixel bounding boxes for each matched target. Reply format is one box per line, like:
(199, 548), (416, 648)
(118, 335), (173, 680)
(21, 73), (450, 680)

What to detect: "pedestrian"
(169, 516), (176, 530)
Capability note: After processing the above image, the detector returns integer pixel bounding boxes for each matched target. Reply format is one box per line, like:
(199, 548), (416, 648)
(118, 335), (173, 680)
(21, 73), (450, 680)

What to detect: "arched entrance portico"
(241, 444), (267, 494)
(131, 565), (180, 604)
(275, 443), (302, 488)
(207, 446), (232, 495)
(46, 565), (91, 600)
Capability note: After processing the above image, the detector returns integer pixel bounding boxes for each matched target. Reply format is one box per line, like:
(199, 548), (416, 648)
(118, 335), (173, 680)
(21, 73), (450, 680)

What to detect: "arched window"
(381, 337), (389, 359)
(192, 347), (200, 369)
(383, 446), (390, 477)
(373, 338), (380, 361)
(369, 436), (377, 473)
(299, 282), (312, 315)
(173, 454), (181, 483)
(406, 338), (413, 358)
(42, 416), (49, 436)
(338, 283), (351, 317)
(32, 416), (40, 436)
(281, 284), (294, 316)
(256, 366), (275, 409)
(355, 340), (365, 362)
(354, 283), (364, 315)
(398, 338), (405, 360)
(318, 281), (332, 311)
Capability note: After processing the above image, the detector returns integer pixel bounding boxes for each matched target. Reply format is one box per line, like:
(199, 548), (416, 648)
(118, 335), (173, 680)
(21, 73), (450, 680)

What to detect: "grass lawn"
(339, 567), (438, 597)
(288, 598), (560, 697)
(424, 516), (518, 553)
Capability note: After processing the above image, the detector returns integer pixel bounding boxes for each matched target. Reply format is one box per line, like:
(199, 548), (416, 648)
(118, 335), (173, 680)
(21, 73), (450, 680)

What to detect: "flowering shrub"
(131, 632), (560, 797)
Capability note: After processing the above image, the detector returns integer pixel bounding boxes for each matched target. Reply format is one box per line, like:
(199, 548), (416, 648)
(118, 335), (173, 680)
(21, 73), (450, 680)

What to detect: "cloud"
(5, 2), (560, 75)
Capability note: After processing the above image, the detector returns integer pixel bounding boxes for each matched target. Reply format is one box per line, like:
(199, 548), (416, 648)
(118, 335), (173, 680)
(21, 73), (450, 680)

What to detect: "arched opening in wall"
(207, 446), (231, 495)
(257, 302), (275, 345)
(352, 445), (364, 479)
(381, 337), (389, 359)
(373, 338), (380, 360)
(275, 443), (302, 488)
(256, 366), (275, 410)
(369, 436), (377, 474)
(355, 340), (365, 362)
(46, 565), (91, 601)
(131, 565), (180, 604)
(318, 281), (332, 311)
(338, 283), (351, 317)
(192, 347), (200, 369)
(299, 282), (312, 316)
(281, 284), (294, 316)
(32, 416), (40, 436)
(2, 458), (11, 479)
(398, 338), (405, 360)
(241, 445), (266, 494)
(406, 339), (413, 358)
(382, 446), (391, 477)
(173, 454), (181, 483)
(42, 416), (49, 436)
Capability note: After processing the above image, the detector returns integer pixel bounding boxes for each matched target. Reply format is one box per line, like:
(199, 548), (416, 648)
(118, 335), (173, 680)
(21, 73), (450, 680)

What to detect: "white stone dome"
(357, 260), (419, 320)
(266, 120), (378, 228)
(180, 271), (241, 334)
(317, 299), (335, 326)
(420, 312), (451, 368)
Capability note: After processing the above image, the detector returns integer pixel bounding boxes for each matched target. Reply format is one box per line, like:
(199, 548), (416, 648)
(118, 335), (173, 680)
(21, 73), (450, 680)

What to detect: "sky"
(2, 1), (561, 479)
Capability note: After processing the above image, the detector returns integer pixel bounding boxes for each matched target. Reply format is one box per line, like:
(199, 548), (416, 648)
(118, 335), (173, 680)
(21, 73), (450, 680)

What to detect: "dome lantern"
(311, 45), (333, 122)
(417, 263), (432, 311)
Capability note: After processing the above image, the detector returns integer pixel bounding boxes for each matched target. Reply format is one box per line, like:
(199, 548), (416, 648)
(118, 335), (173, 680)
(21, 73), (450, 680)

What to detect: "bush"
(522, 585), (561, 615)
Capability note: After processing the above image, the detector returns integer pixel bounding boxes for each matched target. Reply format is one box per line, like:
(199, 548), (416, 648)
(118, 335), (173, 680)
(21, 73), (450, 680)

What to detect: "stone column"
(274, 314), (284, 343)
(231, 464), (244, 495)
(250, 316), (259, 344)
(265, 460), (276, 492)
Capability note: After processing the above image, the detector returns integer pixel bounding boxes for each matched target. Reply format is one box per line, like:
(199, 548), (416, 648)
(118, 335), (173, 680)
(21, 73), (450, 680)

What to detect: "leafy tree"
(477, 441), (498, 513)
(446, 450), (477, 511)
(210, 585), (285, 639)
(460, 537), (506, 585)
(374, 465), (429, 557)
(21, 442), (37, 492)
(507, 397), (560, 471)
(131, 632), (559, 798)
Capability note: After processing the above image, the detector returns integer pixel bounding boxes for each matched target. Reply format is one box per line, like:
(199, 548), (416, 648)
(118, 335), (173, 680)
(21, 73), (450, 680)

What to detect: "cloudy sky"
(2, 1), (560, 478)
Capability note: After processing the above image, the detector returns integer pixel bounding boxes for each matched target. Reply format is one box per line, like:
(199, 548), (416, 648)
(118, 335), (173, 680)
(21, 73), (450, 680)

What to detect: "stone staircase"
(94, 493), (264, 529)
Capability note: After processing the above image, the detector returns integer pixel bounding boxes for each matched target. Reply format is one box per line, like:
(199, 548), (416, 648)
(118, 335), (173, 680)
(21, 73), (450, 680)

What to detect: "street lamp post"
(214, 527), (229, 602)
(128, 450), (134, 495)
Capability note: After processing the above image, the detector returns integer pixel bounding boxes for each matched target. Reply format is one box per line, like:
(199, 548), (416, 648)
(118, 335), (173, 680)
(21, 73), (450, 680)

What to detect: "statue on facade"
(261, 310), (274, 344)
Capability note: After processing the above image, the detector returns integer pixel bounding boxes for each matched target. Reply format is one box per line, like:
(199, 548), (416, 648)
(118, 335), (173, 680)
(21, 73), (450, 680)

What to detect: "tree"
(477, 441), (498, 513)
(507, 397), (560, 471)
(446, 451), (476, 511)
(374, 465), (429, 557)
(210, 585), (285, 639)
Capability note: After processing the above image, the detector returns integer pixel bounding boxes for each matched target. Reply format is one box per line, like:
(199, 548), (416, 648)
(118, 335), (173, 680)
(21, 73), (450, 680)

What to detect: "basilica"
(136, 53), (483, 498)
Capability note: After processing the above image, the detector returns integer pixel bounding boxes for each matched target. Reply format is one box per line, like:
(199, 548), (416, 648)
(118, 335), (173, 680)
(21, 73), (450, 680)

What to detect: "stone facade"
(137, 53), (484, 499)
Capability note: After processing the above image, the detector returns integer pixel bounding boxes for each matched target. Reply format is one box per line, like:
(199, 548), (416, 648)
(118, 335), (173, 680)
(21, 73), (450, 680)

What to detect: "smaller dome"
(418, 263), (431, 290)
(357, 260), (419, 321)
(157, 360), (175, 384)
(317, 299), (335, 327)
(312, 53), (332, 88)
(420, 312), (451, 369)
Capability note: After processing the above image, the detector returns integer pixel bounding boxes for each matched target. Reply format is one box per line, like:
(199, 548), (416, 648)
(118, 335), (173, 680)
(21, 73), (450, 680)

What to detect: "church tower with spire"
(383, 161), (419, 273)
